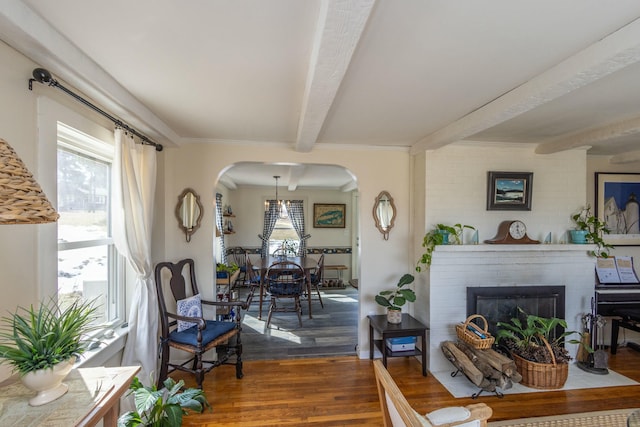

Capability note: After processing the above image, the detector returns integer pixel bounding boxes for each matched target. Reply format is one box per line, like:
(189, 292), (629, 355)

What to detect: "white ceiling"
(2, 1), (640, 189)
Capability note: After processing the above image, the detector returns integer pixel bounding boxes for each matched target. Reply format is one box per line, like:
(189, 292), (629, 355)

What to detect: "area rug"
(488, 408), (639, 426)
(433, 363), (639, 398)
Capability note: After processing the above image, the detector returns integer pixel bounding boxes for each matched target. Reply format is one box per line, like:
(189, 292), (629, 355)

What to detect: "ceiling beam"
(535, 115), (640, 154)
(295, 0), (375, 153)
(610, 150), (640, 164)
(410, 16), (640, 155)
(285, 165), (306, 191)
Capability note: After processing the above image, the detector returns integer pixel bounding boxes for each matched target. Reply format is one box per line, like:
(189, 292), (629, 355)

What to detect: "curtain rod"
(28, 68), (163, 151)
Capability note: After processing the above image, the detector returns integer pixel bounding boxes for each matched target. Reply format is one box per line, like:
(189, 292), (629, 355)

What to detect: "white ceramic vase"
(21, 357), (76, 406)
(387, 309), (402, 324)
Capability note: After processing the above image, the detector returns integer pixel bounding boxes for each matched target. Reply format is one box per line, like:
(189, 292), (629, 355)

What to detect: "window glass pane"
(269, 214), (300, 255)
(58, 245), (110, 325)
(57, 148), (110, 243)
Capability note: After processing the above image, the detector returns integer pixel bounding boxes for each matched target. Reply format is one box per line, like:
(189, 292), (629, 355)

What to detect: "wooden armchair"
(373, 360), (492, 427)
(155, 258), (251, 388)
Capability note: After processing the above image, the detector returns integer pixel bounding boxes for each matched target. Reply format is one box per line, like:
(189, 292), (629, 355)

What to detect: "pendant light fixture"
(265, 175), (289, 218)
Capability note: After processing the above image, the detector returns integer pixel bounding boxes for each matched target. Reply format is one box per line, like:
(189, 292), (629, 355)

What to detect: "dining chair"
(265, 261), (306, 327)
(308, 254), (325, 308)
(154, 258), (250, 388)
(232, 247), (247, 287)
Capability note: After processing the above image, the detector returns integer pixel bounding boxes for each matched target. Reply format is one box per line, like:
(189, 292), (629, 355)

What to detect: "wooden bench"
(323, 264), (348, 287)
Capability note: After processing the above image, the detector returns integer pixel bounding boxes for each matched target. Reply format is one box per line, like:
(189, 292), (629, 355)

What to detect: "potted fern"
(0, 298), (98, 405)
(375, 274), (415, 323)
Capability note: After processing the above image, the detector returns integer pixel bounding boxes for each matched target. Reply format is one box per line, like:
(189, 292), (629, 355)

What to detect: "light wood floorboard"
(173, 348), (640, 426)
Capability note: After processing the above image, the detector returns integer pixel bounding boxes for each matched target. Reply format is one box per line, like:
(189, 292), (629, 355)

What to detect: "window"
(268, 204), (300, 255)
(57, 123), (124, 326)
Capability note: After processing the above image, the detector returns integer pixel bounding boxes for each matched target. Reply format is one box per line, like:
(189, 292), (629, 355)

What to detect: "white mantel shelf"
(425, 244), (596, 373)
(435, 244), (596, 252)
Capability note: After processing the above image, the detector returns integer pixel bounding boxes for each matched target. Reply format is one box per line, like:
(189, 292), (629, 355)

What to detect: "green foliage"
(118, 376), (211, 427)
(375, 274), (416, 310)
(496, 307), (590, 364)
(416, 223), (475, 272)
(0, 298), (98, 374)
(216, 263), (240, 274)
(571, 205), (613, 257)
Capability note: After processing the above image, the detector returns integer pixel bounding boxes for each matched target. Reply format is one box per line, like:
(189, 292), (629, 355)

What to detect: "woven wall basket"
(512, 336), (569, 389)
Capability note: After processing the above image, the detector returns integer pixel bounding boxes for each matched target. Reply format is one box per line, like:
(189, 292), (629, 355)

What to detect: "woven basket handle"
(464, 314), (490, 335)
(537, 333), (557, 366)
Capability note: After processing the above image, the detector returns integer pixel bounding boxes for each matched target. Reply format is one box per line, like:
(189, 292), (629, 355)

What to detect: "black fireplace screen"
(466, 286), (565, 340)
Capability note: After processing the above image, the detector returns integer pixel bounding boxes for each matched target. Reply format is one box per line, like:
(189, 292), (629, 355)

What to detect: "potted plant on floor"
(570, 205), (613, 257)
(118, 376), (211, 427)
(496, 308), (590, 389)
(416, 223), (475, 272)
(375, 274), (415, 324)
(0, 298), (98, 406)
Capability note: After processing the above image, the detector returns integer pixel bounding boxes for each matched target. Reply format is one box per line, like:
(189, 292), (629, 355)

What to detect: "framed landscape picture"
(486, 171), (533, 211)
(313, 203), (346, 228)
(595, 172), (640, 246)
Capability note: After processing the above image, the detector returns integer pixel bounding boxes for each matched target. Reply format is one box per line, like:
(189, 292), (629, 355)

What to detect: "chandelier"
(265, 175), (289, 218)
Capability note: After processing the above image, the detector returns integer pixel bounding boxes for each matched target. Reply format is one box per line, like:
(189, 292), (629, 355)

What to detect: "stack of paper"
(596, 256), (640, 284)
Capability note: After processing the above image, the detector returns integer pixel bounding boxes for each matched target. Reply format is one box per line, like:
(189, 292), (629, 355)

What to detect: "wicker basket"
(512, 335), (569, 389)
(455, 314), (495, 350)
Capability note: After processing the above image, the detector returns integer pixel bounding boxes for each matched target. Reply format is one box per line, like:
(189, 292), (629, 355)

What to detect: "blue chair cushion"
(268, 281), (303, 296)
(169, 320), (236, 346)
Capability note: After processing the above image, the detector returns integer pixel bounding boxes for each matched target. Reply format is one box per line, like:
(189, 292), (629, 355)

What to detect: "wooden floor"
(173, 347), (640, 426)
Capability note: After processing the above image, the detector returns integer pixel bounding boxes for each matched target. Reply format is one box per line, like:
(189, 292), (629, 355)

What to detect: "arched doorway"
(214, 162), (360, 360)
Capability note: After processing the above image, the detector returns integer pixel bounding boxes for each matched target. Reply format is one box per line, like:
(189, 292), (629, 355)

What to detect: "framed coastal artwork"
(595, 172), (640, 246)
(486, 171), (533, 211)
(313, 203), (346, 228)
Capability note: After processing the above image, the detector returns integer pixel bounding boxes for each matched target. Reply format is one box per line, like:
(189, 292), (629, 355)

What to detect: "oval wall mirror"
(175, 188), (203, 242)
(373, 190), (396, 240)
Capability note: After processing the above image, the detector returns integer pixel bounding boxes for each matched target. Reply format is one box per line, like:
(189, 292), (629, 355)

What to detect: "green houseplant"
(570, 205), (613, 257)
(0, 298), (97, 375)
(375, 274), (415, 323)
(0, 298), (98, 405)
(216, 262), (240, 278)
(496, 308), (589, 389)
(118, 376), (211, 427)
(416, 223), (475, 272)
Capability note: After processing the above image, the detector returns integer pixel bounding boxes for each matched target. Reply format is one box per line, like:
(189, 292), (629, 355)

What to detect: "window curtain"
(112, 128), (158, 386)
(261, 201), (279, 257)
(288, 200), (306, 256)
(215, 193), (227, 264)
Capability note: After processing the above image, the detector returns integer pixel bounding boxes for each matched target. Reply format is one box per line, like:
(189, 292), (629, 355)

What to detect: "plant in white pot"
(375, 274), (415, 324)
(0, 298), (97, 406)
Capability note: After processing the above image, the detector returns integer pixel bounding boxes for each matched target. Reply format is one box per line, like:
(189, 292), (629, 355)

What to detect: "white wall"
(159, 143), (412, 355)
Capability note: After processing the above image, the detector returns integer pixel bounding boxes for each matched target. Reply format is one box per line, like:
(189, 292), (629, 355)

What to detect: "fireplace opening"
(466, 286), (566, 340)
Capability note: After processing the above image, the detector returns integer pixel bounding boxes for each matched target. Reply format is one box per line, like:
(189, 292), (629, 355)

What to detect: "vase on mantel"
(387, 308), (402, 324)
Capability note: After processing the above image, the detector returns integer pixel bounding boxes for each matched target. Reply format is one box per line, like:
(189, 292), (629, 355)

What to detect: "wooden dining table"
(258, 255), (319, 320)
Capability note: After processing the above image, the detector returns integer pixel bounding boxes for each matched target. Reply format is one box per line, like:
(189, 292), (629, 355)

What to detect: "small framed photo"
(595, 172), (640, 246)
(313, 203), (346, 228)
(486, 171), (533, 211)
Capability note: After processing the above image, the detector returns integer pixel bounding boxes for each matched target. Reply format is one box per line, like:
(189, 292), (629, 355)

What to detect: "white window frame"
(56, 122), (125, 328)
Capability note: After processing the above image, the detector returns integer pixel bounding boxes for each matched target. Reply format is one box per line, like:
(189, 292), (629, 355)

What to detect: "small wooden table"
(368, 314), (428, 376)
(0, 365), (140, 426)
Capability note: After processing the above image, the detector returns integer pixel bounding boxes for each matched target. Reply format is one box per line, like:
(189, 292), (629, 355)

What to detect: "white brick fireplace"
(427, 244), (596, 373)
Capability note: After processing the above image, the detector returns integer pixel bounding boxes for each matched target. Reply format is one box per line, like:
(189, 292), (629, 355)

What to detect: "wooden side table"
(368, 314), (428, 376)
